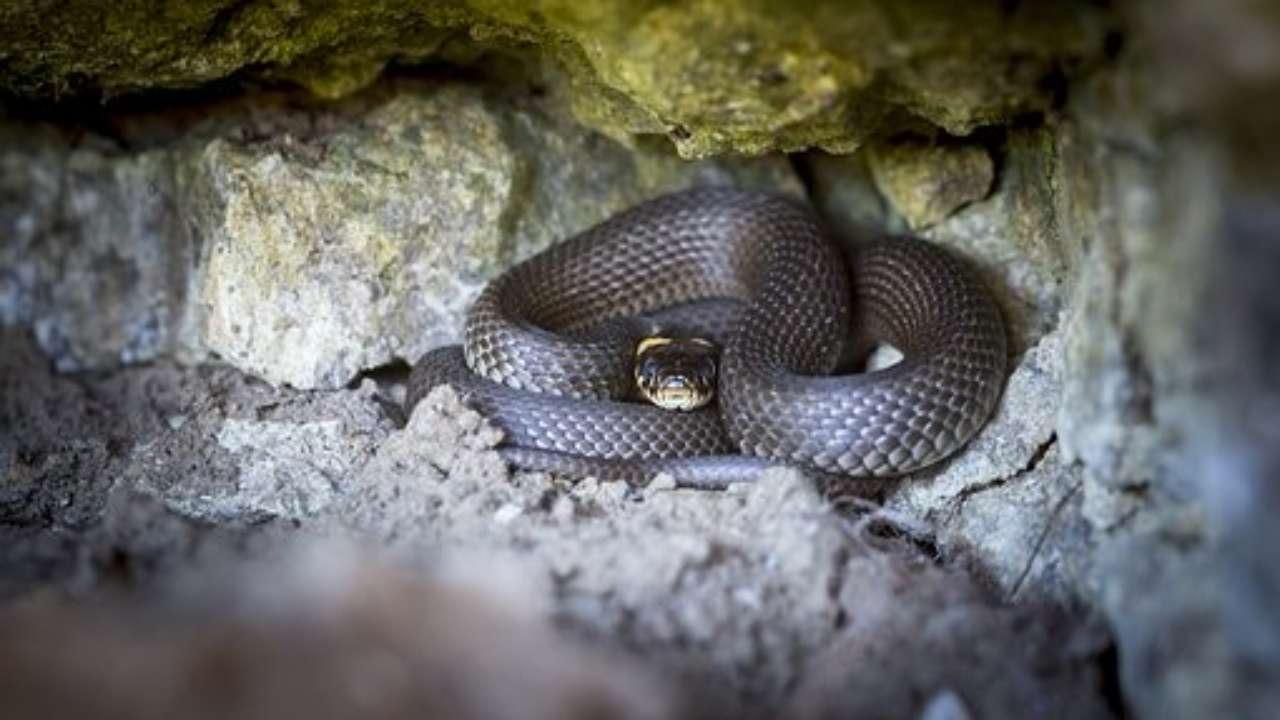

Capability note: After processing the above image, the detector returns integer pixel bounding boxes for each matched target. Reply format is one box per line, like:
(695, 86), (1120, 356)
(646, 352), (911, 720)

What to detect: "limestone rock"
(807, 126), (1072, 354)
(802, 151), (899, 241)
(182, 83), (797, 388)
(0, 80), (798, 387)
(181, 87), (521, 389)
(1053, 19), (1280, 710)
(918, 127), (1075, 352)
(3, 1), (1278, 717)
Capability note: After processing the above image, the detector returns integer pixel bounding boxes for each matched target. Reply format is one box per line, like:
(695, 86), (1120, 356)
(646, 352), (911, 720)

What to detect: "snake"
(406, 189), (1006, 488)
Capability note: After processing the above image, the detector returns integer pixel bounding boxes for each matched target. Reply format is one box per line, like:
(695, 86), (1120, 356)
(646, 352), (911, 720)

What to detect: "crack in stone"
(953, 432), (1059, 509)
(1008, 479), (1082, 602)
(825, 545), (851, 631)
(940, 434), (1065, 596)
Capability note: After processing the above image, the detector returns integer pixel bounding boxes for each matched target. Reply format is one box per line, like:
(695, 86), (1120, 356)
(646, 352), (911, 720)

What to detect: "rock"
(181, 85), (522, 389)
(1, 79), (799, 387)
(0, 129), (193, 372)
(802, 150), (901, 241)
(0, 542), (675, 720)
(811, 126), (1072, 353)
(120, 377), (395, 524)
(867, 138), (994, 230)
(1053, 1), (1280, 715)
(785, 548), (1112, 720)
(810, 120), (1088, 609)
(0, 1), (1112, 157)
(3, 1), (1278, 716)
(887, 327), (1091, 604)
(193, 80), (795, 391)
(919, 127), (1075, 352)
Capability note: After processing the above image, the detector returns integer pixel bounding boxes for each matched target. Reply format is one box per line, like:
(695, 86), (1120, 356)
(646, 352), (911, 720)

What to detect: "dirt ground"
(0, 327), (1116, 719)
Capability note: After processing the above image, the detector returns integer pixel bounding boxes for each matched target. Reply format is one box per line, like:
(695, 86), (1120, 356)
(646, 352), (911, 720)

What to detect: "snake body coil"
(408, 189), (1006, 485)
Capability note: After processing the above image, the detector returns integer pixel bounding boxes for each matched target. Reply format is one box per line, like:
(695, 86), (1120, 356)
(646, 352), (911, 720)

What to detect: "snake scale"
(407, 189), (1006, 487)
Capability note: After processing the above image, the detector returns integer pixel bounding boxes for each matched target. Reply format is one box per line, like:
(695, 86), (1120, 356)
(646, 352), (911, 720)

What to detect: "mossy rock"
(0, 1), (1109, 157)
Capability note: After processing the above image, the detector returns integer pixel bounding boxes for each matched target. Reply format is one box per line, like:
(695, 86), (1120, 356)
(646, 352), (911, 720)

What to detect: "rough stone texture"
(809, 7), (1280, 711)
(182, 86), (518, 389)
(803, 150), (900, 240)
(0, 78), (798, 387)
(1051, 2), (1280, 715)
(867, 138), (995, 230)
(0, 1), (1112, 157)
(810, 126), (1076, 618)
(184, 82), (796, 388)
(1056, 103), (1228, 720)
(919, 126), (1074, 352)
(888, 327), (1087, 605)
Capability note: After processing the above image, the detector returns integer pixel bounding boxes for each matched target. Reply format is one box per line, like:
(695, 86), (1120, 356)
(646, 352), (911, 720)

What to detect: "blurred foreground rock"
(0, 544), (674, 720)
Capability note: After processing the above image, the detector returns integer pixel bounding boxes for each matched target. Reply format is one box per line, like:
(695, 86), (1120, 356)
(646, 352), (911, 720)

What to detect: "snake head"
(633, 337), (719, 412)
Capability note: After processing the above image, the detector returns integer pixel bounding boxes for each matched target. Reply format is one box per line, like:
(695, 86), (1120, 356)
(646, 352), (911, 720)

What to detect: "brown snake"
(407, 189), (1006, 487)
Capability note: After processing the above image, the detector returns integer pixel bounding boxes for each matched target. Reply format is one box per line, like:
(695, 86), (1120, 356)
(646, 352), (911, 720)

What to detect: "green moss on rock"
(868, 138), (995, 230)
(0, 0), (1110, 156)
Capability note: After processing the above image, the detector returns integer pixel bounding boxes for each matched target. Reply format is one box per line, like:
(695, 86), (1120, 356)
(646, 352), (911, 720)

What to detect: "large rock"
(1, 79), (798, 387)
(0, 1), (1112, 157)
(183, 82), (797, 388)
(888, 327), (1089, 605)
(808, 16), (1280, 716)
(1054, 2), (1280, 713)
(806, 125), (1071, 353)
(809, 118), (1084, 609)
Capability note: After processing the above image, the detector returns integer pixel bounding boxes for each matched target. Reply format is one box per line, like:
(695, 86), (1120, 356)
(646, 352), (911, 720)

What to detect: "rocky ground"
(0, 326), (1114, 719)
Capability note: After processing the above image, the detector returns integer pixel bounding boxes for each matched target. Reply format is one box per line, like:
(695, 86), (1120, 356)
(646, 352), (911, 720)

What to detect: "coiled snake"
(407, 189), (1006, 487)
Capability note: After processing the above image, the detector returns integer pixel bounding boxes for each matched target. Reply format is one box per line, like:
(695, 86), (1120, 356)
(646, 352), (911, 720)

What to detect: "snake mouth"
(634, 337), (718, 412)
(649, 378), (709, 412)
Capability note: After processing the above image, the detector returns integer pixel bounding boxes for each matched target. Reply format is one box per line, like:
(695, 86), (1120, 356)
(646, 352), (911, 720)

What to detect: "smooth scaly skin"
(407, 189), (1006, 486)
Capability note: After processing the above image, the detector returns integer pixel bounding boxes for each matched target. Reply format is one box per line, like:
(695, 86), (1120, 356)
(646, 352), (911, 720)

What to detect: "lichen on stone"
(0, 0), (1111, 157)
